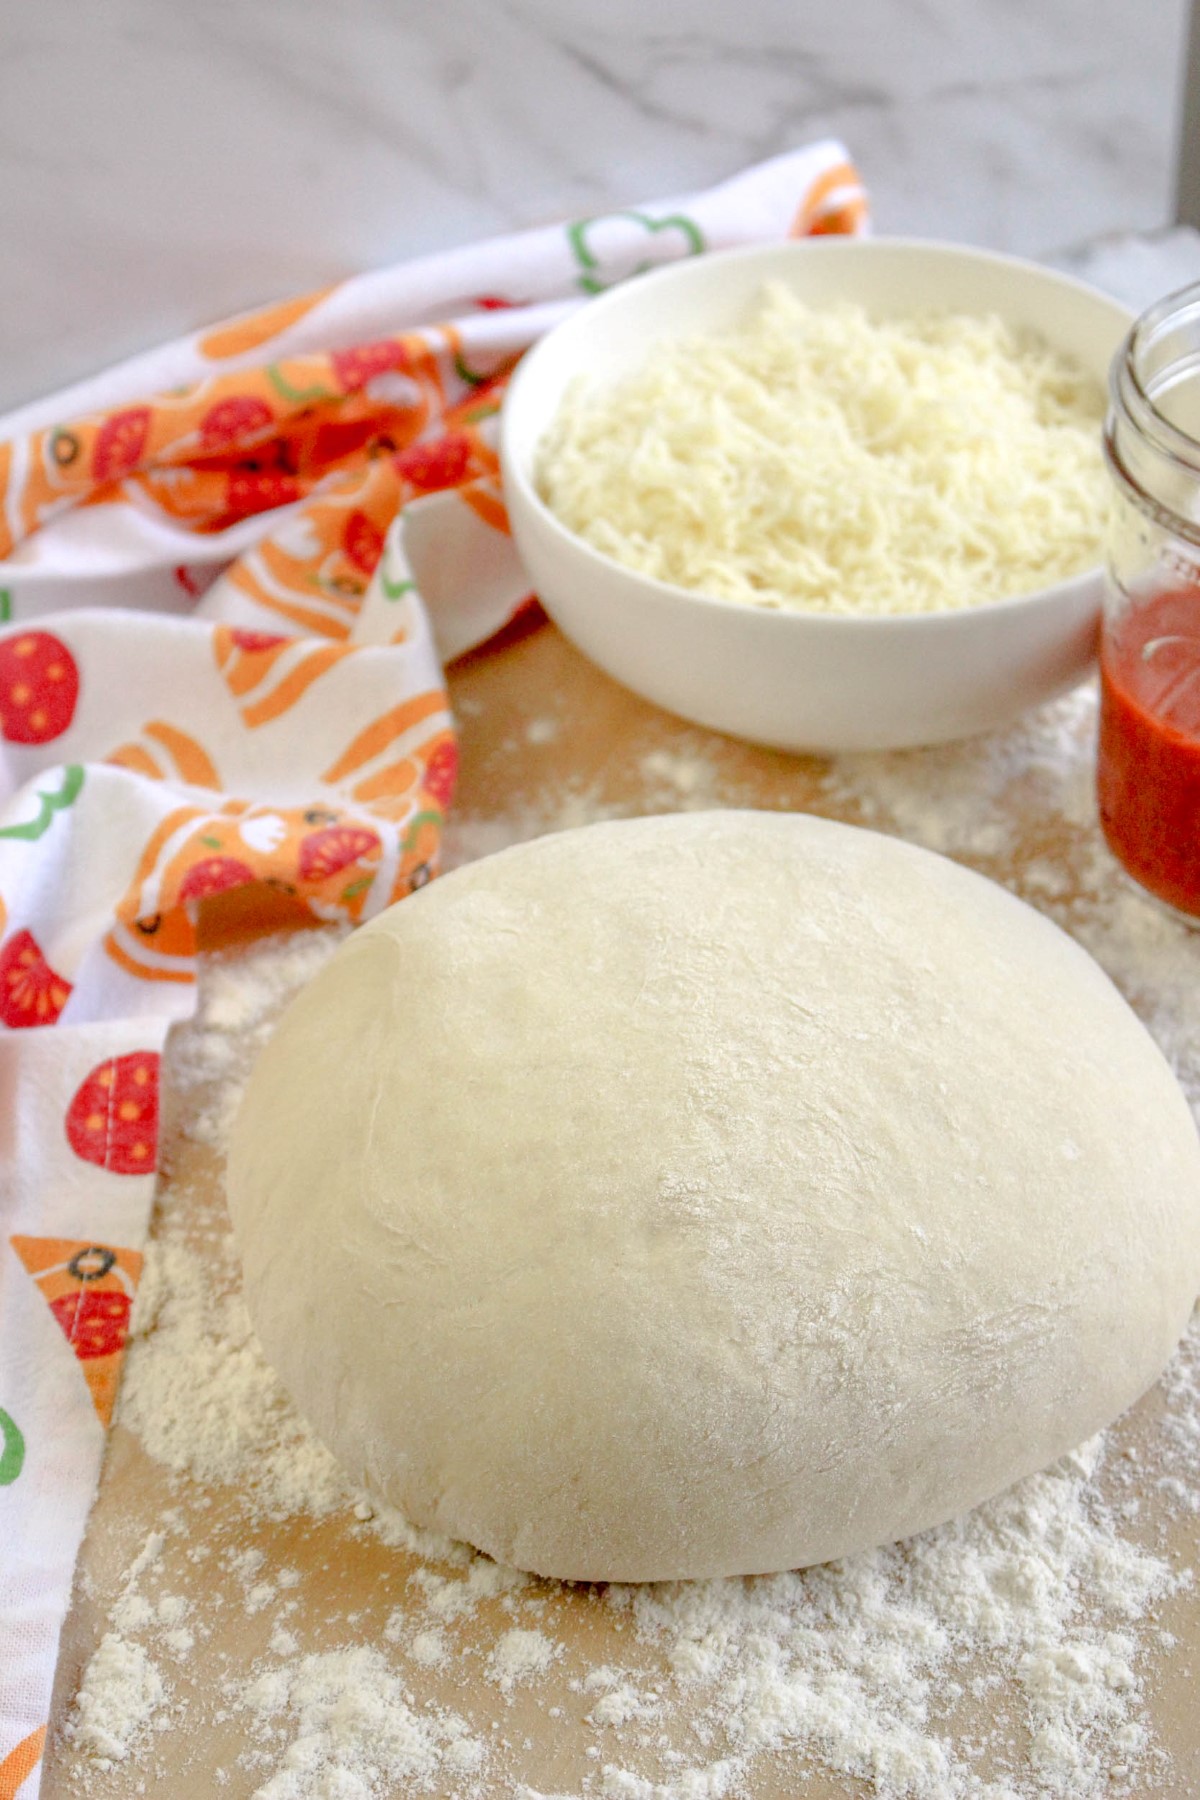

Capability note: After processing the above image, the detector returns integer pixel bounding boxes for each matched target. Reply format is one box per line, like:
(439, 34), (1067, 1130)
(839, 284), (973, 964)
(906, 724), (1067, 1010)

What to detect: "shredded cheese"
(535, 284), (1109, 616)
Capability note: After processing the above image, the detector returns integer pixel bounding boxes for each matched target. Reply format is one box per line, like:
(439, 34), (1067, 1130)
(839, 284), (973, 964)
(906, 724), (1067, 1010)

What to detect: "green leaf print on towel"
(0, 765), (85, 843)
(566, 210), (705, 295)
(0, 1407), (25, 1486)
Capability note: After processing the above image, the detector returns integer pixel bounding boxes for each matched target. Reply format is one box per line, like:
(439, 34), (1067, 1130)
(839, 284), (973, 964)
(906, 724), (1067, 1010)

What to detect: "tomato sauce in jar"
(1098, 586), (1200, 918)
(1099, 282), (1200, 920)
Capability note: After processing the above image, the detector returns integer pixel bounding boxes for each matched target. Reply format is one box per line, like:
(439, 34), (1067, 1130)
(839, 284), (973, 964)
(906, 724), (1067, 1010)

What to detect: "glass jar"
(1098, 282), (1200, 921)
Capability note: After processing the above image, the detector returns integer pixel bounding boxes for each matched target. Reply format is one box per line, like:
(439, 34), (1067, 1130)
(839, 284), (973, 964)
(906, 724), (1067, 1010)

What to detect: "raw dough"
(228, 812), (1200, 1581)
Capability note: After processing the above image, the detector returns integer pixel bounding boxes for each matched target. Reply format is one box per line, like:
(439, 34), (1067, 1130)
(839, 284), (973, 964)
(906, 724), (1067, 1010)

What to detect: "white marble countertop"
(0, 0), (1189, 413)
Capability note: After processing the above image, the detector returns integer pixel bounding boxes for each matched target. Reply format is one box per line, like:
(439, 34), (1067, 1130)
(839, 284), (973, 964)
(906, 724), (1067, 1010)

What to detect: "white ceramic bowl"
(500, 239), (1133, 752)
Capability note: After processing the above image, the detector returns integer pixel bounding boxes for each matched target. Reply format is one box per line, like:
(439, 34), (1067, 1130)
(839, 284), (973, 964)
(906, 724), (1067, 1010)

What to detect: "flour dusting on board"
(57, 680), (1200, 1799)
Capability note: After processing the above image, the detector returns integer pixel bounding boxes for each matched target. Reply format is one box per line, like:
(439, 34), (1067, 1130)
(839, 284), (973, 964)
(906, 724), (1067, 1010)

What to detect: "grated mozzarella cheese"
(535, 283), (1109, 616)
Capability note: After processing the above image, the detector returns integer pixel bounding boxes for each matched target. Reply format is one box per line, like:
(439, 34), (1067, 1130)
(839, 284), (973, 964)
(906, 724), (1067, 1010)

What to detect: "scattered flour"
(236, 1646), (486, 1796)
(597, 1440), (1181, 1798)
(406, 1629), (452, 1670)
(404, 1557), (532, 1634)
(63, 678), (1200, 1799)
(439, 732), (732, 874)
(119, 1233), (349, 1521)
(489, 1628), (560, 1692)
(526, 716), (560, 745)
(67, 1633), (166, 1768)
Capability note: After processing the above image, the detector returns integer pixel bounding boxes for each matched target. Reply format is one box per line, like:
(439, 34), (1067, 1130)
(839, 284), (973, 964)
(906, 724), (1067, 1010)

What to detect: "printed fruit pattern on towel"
(3, 349), (509, 631)
(106, 725), (220, 789)
(221, 404), (501, 641)
(0, 1724), (47, 1797)
(92, 407), (152, 483)
(0, 1406), (24, 1486)
(565, 209), (705, 294)
(320, 693), (456, 818)
(0, 930), (72, 1028)
(197, 394), (275, 450)
(457, 476), (510, 537)
(212, 627), (357, 728)
(11, 1237), (143, 1428)
(105, 902), (198, 987)
(65, 1052), (160, 1175)
(420, 739), (458, 813)
(0, 632), (80, 745)
(97, 661), (451, 983)
(0, 764), (86, 843)
(198, 286), (335, 359)
(222, 461), (405, 640)
(0, 329), (460, 556)
(788, 159), (868, 237)
(102, 776), (446, 983)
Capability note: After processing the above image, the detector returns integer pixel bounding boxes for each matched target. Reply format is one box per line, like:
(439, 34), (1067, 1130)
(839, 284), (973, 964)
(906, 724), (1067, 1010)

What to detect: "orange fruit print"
(0, 631), (79, 744)
(65, 1052), (160, 1175)
(0, 929), (71, 1027)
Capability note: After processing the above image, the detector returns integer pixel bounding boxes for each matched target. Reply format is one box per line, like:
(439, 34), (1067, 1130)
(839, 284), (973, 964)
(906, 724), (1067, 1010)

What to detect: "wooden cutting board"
(38, 613), (1200, 1799)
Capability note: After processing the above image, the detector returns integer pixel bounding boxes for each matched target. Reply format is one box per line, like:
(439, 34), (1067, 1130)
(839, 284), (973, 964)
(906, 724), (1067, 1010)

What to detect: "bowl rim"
(500, 235), (1134, 633)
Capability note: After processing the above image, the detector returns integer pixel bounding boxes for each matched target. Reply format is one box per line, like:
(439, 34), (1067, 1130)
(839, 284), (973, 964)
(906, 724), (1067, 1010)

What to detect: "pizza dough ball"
(228, 812), (1200, 1581)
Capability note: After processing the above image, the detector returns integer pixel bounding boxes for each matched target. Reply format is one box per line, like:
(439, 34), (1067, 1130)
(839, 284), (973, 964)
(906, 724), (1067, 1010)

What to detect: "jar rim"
(1102, 419), (1200, 550)
(1115, 279), (1200, 476)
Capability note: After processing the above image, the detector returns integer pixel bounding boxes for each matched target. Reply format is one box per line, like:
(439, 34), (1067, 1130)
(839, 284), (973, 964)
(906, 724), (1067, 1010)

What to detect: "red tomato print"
(0, 929), (71, 1028)
(65, 1051), (160, 1175)
(298, 824), (381, 882)
(230, 629), (287, 654)
(0, 631), (80, 744)
(395, 433), (471, 492)
(312, 418), (386, 468)
(332, 341), (408, 390)
(49, 1288), (132, 1360)
(421, 739), (458, 812)
(199, 395), (275, 451)
(344, 510), (384, 576)
(226, 470), (302, 517)
(178, 855), (256, 902)
(93, 407), (152, 482)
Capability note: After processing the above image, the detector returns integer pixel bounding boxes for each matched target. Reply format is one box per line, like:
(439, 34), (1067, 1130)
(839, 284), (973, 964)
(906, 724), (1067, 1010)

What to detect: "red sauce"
(1098, 586), (1200, 919)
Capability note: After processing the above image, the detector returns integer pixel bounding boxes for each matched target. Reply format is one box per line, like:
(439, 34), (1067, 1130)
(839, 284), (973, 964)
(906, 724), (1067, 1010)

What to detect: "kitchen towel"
(0, 141), (865, 1795)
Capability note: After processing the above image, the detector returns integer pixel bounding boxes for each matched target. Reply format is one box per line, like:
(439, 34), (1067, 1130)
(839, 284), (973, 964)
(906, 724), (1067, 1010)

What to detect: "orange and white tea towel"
(0, 142), (866, 1794)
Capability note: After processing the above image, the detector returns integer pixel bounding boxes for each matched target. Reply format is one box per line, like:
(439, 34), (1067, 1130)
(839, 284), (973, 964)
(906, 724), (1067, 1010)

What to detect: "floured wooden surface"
(39, 616), (1200, 1799)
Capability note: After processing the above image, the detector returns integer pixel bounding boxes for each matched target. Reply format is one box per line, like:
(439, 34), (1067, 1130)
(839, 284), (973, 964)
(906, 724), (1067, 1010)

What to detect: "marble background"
(0, 0), (1189, 412)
